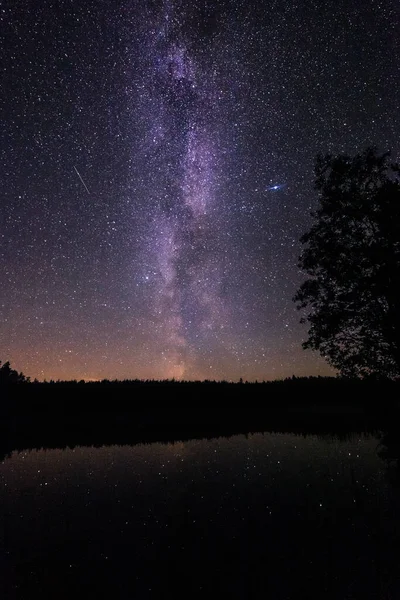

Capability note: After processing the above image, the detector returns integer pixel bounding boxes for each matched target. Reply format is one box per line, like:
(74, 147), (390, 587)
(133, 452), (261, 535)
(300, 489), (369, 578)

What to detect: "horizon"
(20, 373), (342, 384)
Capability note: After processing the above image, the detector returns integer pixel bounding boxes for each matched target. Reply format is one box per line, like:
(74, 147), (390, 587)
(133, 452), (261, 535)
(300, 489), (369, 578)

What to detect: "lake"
(1, 430), (400, 599)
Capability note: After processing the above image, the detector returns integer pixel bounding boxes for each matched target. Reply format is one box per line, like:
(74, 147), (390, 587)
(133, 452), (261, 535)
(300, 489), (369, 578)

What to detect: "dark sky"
(1, 0), (399, 381)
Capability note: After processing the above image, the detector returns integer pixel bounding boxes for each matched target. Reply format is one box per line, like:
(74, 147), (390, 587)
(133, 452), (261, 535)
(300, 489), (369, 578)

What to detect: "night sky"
(1, 0), (399, 382)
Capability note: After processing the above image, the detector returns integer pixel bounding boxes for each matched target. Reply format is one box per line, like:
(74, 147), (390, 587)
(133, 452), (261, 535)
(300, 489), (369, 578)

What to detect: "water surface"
(1, 431), (400, 599)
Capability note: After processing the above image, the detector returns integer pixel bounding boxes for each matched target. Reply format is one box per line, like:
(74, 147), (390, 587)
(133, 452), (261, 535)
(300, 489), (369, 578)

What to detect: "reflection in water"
(378, 430), (400, 487)
(1, 431), (400, 599)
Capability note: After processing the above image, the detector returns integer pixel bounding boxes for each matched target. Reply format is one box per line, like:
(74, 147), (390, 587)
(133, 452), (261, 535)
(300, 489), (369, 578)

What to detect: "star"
(266, 184), (286, 192)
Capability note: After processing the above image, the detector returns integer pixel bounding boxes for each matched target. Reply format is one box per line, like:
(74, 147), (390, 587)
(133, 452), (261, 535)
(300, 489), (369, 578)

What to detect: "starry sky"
(1, 0), (399, 382)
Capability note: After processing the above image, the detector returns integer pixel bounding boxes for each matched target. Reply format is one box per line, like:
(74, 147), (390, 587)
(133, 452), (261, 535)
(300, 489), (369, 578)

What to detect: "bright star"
(266, 183), (286, 192)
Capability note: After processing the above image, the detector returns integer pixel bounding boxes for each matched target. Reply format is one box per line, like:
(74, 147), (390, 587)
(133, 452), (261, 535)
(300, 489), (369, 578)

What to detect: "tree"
(294, 147), (400, 378)
(0, 360), (29, 384)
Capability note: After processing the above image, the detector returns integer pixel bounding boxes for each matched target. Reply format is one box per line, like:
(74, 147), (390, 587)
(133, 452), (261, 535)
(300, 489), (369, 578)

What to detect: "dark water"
(1, 431), (400, 599)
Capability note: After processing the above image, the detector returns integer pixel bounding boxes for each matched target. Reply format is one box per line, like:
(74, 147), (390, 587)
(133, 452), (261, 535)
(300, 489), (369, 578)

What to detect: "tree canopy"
(0, 360), (29, 384)
(294, 147), (400, 379)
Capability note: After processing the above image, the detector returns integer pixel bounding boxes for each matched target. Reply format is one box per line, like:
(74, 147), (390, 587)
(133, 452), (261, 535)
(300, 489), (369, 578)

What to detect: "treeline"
(1, 356), (398, 388)
(2, 359), (400, 403)
(2, 372), (400, 414)
(17, 375), (394, 385)
(11, 375), (360, 386)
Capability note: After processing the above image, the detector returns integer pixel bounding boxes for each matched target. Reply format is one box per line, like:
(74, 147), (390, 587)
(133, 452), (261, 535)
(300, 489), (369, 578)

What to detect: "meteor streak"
(74, 165), (90, 194)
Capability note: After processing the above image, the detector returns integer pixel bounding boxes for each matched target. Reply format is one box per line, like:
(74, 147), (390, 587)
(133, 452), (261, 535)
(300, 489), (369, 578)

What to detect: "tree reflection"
(378, 428), (400, 488)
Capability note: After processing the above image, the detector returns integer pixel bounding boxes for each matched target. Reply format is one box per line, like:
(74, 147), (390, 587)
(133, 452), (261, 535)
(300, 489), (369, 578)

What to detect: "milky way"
(1, 0), (399, 381)
(132, 6), (230, 378)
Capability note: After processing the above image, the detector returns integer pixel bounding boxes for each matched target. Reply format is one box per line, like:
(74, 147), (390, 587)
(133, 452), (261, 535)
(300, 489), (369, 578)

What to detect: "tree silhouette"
(0, 360), (29, 384)
(294, 148), (400, 378)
